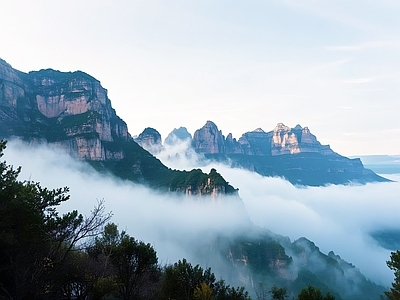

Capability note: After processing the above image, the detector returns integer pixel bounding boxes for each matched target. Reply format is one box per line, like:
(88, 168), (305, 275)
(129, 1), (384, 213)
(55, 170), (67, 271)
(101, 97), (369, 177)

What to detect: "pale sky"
(1, 1), (400, 156)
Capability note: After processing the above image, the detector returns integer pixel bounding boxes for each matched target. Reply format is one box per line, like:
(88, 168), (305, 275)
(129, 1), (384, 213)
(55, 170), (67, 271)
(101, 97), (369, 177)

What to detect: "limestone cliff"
(271, 123), (334, 155)
(192, 121), (225, 154)
(191, 121), (335, 157)
(134, 127), (163, 154)
(0, 58), (236, 195)
(164, 127), (192, 145)
(0, 59), (129, 161)
(171, 121), (388, 186)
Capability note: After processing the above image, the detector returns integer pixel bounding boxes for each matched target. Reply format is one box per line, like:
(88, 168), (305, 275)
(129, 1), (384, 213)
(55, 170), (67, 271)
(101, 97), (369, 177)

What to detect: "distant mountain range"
(135, 122), (389, 186)
(0, 58), (389, 299)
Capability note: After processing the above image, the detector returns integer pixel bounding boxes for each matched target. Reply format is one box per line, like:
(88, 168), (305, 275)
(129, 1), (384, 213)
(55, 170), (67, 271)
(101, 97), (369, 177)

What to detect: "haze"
(1, 1), (400, 155)
(4, 140), (399, 288)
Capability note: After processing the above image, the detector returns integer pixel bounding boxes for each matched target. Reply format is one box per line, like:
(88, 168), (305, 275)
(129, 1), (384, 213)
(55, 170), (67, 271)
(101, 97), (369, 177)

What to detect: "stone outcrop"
(185, 121), (389, 186)
(0, 59), (129, 161)
(192, 121), (225, 154)
(134, 127), (163, 154)
(164, 127), (192, 145)
(271, 123), (334, 155)
(0, 58), (237, 195)
(191, 121), (336, 157)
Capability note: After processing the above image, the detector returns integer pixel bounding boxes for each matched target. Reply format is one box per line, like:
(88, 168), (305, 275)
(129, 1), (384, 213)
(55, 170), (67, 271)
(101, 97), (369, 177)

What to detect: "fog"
(4, 139), (400, 287)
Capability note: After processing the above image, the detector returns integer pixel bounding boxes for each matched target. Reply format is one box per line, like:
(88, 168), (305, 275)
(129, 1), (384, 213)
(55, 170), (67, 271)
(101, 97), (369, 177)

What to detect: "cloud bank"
(4, 139), (399, 287)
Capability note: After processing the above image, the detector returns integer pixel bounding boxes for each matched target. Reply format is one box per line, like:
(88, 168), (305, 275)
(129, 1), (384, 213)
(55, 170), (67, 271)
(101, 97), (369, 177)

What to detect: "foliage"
(270, 285), (288, 300)
(0, 140), (111, 299)
(385, 250), (400, 300)
(88, 223), (160, 300)
(160, 258), (251, 300)
(297, 285), (335, 300)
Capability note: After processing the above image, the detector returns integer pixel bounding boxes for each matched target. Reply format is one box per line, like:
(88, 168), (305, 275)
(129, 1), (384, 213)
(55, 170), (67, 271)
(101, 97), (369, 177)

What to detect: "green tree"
(160, 259), (251, 300)
(297, 285), (334, 300)
(385, 250), (400, 300)
(0, 140), (111, 299)
(194, 282), (215, 300)
(88, 223), (160, 300)
(269, 285), (287, 300)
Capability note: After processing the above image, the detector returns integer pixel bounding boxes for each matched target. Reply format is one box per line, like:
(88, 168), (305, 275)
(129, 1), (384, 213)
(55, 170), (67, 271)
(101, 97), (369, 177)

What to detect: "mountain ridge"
(0, 58), (236, 196)
(0, 58), (388, 299)
(135, 121), (389, 186)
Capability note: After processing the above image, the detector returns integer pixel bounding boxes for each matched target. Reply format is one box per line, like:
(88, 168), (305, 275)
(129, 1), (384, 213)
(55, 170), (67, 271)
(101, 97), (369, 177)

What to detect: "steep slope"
(195, 227), (385, 300)
(189, 121), (388, 186)
(0, 58), (235, 195)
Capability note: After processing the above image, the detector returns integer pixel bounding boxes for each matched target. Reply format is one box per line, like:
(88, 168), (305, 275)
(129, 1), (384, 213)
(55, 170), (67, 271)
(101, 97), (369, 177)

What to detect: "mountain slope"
(0, 58), (235, 195)
(185, 121), (388, 186)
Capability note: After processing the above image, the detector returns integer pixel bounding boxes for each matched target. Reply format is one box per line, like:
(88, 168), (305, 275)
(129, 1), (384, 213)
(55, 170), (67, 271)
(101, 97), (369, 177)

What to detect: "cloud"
(326, 40), (400, 52)
(3, 140), (249, 266)
(155, 141), (399, 286)
(3, 139), (399, 287)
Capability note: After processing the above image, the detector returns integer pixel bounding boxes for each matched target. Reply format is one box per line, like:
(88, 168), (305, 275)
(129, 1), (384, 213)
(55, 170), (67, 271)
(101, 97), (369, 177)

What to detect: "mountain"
(205, 228), (385, 300)
(0, 58), (388, 299)
(168, 121), (387, 186)
(0, 58), (235, 195)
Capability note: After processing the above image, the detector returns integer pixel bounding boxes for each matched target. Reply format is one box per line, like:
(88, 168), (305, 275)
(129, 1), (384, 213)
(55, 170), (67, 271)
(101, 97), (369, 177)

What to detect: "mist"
(157, 140), (400, 286)
(4, 139), (399, 288)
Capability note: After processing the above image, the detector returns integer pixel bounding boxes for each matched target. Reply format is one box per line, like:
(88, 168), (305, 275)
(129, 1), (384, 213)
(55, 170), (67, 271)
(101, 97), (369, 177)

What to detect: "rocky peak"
(134, 127), (163, 154)
(238, 129), (272, 155)
(164, 127), (192, 146)
(192, 121), (225, 154)
(271, 123), (334, 155)
(0, 59), (130, 161)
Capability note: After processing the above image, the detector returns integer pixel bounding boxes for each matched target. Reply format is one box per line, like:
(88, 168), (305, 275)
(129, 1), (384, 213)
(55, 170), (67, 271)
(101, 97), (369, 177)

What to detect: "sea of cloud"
(4, 139), (400, 287)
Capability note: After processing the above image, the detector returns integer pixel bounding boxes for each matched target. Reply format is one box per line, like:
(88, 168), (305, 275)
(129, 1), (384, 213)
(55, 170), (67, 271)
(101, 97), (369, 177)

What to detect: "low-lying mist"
(4, 140), (399, 288)
(157, 141), (400, 286)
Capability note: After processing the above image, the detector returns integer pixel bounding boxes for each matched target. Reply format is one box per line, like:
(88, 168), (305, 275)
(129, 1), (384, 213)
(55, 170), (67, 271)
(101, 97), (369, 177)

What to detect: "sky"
(1, 1), (400, 155)
(4, 139), (399, 288)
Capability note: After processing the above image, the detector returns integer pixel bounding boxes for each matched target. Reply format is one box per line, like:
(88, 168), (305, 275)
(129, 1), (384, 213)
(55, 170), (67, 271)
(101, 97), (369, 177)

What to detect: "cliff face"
(166, 121), (388, 186)
(0, 58), (238, 195)
(191, 121), (335, 157)
(0, 60), (129, 161)
(134, 127), (163, 154)
(192, 121), (225, 154)
(164, 127), (192, 145)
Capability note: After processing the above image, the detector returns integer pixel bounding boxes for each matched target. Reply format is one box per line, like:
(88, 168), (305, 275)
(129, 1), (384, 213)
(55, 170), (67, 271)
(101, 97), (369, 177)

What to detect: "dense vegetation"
(91, 139), (237, 194)
(0, 140), (246, 299)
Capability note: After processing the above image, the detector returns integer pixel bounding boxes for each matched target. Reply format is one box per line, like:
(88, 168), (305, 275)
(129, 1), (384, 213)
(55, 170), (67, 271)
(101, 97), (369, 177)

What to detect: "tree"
(0, 140), (111, 299)
(269, 285), (287, 300)
(88, 223), (160, 300)
(385, 250), (400, 300)
(194, 282), (215, 300)
(160, 259), (251, 300)
(297, 285), (334, 300)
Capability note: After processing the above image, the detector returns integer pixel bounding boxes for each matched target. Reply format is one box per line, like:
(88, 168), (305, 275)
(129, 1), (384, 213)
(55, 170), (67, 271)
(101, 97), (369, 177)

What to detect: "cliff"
(134, 127), (163, 154)
(199, 228), (384, 300)
(192, 121), (335, 156)
(0, 58), (235, 195)
(0, 59), (129, 160)
(178, 121), (388, 186)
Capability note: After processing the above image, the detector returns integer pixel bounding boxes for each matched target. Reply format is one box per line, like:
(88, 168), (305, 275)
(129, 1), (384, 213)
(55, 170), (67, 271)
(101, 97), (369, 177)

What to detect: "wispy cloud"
(327, 40), (400, 52)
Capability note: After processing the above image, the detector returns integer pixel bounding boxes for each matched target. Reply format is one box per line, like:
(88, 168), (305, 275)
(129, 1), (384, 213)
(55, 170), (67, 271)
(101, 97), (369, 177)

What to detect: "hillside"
(0, 58), (235, 195)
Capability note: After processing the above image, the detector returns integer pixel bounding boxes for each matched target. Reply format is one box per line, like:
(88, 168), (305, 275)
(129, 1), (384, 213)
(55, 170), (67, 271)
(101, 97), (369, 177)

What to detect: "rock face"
(191, 121), (335, 157)
(164, 127), (192, 145)
(134, 127), (163, 154)
(0, 59), (129, 161)
(192, 121), (225, 154)
(0, 58), (236, 195)
(187, 121), (388, 186)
